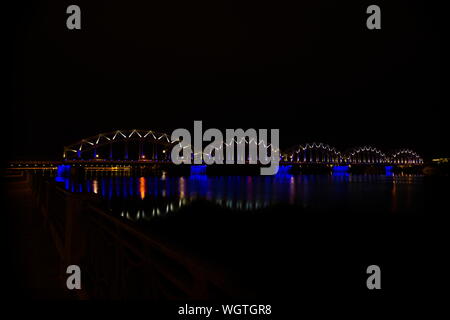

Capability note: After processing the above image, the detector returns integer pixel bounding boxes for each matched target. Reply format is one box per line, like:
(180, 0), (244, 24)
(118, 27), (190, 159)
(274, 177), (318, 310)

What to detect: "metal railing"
(29, 173), (236, 299)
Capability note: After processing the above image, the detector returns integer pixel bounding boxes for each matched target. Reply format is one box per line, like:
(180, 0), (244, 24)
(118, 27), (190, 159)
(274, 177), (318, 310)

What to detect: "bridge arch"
(283, 142), (342, 164)
(389, 149), (423, 164)
(345, 146), (387, 164)
(63, 129), (175, 161)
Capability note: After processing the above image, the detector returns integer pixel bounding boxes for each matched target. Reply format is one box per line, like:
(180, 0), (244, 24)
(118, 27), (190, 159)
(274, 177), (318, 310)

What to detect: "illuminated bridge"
(282, 143), (423, 165)
(8, 130), (424, 168)
(63, 129), (174, 161)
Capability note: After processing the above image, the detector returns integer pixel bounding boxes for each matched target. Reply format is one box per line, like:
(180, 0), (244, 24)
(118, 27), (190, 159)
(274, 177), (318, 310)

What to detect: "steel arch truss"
(283, 142), (343, 164)
(63, 129), (174, 161)
(390, 149), (423, 165)
(345, 146), (387, 164)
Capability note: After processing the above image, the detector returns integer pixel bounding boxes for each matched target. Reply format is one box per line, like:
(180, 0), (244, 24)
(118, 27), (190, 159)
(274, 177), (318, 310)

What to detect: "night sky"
(9, 1), (442, 160)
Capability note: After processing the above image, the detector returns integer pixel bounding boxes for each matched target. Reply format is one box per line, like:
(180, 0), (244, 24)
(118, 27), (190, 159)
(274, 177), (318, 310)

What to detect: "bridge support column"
(124, 143), (128, 160)
(109, 144), (113, 160)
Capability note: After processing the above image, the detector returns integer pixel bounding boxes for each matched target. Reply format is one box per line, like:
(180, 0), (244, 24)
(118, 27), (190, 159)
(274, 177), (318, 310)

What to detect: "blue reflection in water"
(332, 172), (350, 178)
(108, 177), (113, 199)
(54, 171), (424, 221)
(101, 179), (106, 197)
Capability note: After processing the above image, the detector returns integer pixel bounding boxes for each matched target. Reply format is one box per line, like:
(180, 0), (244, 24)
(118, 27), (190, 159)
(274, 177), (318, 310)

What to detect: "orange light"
(139, 177), (146, 200)
(92, 180), (99, 194)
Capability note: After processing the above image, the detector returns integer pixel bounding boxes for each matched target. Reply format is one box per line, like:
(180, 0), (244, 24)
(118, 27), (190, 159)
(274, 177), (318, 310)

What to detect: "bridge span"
(8, 129), (424, 169)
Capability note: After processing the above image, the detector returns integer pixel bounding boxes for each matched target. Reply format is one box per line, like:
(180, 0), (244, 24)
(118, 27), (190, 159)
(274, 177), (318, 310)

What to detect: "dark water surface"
(38, 169), (449, 299)
(55, 171), (430, 221)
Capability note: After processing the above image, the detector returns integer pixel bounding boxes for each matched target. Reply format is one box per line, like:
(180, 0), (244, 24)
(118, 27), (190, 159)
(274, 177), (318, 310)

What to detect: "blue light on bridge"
(54, 177), (69, 191)
(55, 165), (71, 189)
(191, 165), (207, 175)
(276, 165), (292, 175)
(56, 164), (71, 177)
(385, 166), (394, 176)
(332, 165), (349, 173)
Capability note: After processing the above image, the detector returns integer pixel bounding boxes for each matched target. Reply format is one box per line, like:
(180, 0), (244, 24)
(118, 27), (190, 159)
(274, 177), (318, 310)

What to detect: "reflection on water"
(54, 170), (426, 221)
(139, 177), (146, 200)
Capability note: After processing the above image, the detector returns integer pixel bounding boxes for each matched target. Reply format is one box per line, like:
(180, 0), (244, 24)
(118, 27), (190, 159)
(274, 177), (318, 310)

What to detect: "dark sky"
(9, 0), (443, 160)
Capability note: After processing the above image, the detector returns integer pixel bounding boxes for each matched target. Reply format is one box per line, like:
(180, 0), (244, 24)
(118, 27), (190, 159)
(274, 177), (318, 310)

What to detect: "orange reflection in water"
(92, 179), (99, 194)
(179, 177), (186, 199)
(139, 177), (146, 200)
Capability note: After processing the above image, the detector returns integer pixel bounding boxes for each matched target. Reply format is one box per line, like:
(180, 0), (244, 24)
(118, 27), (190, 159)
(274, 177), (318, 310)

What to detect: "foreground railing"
(29, 173), (236, 299)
